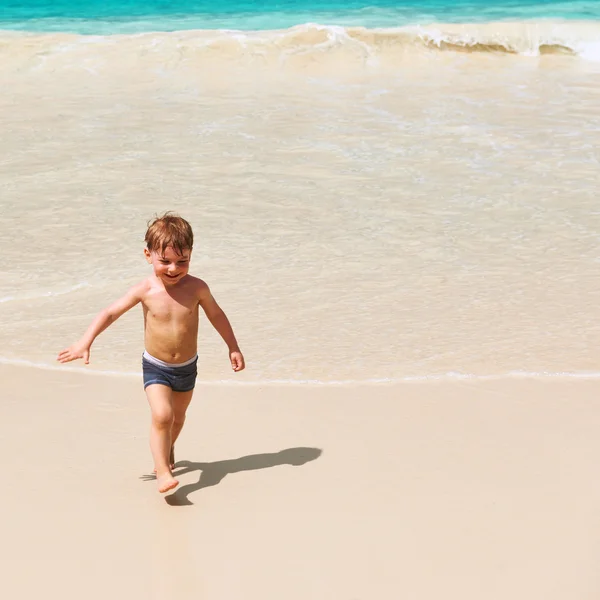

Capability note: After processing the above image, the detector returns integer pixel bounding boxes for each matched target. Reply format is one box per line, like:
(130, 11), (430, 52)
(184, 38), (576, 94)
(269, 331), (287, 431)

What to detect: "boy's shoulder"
(128, 277), (154, 298)
(185, 274), (207, 284)
(183, 274), (209, 292)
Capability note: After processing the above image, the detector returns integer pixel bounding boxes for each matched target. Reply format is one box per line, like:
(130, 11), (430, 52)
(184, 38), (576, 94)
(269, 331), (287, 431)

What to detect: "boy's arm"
(197, 281), (245, 372)
(57, 281), (146, 364)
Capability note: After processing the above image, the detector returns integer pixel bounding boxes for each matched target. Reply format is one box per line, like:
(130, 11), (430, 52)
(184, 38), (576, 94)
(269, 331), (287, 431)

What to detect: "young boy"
(57, 213), (245, 494)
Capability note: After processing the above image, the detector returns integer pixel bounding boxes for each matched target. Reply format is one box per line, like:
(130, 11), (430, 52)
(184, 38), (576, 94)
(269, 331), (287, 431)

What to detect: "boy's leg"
(170, 389), (194, 464)
(145, 384), (179, 493)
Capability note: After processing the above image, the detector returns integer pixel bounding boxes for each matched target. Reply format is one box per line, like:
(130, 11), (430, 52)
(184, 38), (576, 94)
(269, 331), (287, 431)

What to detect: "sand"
(2, 363), (599, 599)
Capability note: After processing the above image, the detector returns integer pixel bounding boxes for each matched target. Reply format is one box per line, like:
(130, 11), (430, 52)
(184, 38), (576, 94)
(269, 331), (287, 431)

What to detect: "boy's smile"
(144, 246), (191, 286)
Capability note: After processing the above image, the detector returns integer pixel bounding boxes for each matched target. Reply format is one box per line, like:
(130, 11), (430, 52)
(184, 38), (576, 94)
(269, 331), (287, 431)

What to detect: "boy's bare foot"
(157, 472), (179, 494)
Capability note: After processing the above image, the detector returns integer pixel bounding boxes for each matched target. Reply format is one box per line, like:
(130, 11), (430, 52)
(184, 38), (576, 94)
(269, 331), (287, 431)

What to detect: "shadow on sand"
(141, 446), (322, 506)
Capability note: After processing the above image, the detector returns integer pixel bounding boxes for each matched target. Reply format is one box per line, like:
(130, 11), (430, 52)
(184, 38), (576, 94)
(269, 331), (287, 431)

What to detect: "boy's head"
(145, 212), (193, 255)
(144, 213), (194, 285)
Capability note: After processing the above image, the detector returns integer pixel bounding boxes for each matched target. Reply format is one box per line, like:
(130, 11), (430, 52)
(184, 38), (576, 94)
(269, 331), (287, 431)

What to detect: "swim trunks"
(142, 351), (198, 392)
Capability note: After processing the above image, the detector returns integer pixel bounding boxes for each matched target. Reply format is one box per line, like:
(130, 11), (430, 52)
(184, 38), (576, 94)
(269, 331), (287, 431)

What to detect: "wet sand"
(3, 363), (599, 599)
(2, 47), (600, 383)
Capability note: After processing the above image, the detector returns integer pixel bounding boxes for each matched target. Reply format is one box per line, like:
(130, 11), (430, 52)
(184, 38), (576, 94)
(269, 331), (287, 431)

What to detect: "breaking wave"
(1, 19), (600, 75)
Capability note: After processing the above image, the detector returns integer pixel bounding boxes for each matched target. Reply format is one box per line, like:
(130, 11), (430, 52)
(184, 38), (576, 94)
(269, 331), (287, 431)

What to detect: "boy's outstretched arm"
(198, 282), (245, 372)
(57, 282), (146, 364)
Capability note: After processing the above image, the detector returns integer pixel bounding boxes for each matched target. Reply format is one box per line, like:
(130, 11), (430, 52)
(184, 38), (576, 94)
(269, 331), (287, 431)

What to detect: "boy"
(57, 213), (245, 493)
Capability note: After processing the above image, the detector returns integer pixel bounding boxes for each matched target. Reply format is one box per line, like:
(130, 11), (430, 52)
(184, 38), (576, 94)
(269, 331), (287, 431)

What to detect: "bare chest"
(143, 291), (199, 323)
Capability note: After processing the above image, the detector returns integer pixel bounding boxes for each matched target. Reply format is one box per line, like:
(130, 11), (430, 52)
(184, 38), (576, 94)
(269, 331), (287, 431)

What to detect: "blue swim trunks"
(142, 351), (198, 392)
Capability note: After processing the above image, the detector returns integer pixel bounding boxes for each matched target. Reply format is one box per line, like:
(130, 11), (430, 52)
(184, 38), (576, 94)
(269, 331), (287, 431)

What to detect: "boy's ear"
(143, 248), (152, 263)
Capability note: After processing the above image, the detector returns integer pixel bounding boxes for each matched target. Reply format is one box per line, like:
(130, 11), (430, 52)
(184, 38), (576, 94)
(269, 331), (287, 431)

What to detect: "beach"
(4, 364), (600, 598)
(2, 1), (600, 597)
(2, 44), (600, 382)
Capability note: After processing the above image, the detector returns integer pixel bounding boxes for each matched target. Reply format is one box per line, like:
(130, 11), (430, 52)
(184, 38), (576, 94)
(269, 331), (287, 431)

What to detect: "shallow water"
(1, 17), (600, 382)
(2, 0), (600, 33)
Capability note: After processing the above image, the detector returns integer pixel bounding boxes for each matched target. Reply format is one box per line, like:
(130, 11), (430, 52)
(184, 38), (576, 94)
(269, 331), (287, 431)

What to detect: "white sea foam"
(2, 356), (600, 386)
(2, 20), (600, 75)
(0, 282), (90, 304)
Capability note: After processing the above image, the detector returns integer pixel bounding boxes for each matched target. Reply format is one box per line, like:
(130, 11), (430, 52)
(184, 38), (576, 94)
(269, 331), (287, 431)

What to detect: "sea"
(1, 1), (600, 383)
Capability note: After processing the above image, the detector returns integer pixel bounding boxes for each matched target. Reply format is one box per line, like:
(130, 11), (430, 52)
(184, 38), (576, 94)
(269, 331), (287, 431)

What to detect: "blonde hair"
(145, 212), (194, 255)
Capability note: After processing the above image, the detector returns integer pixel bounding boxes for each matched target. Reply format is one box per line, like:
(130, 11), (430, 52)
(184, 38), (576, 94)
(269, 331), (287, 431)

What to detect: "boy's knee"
(152, 407), (174, 428)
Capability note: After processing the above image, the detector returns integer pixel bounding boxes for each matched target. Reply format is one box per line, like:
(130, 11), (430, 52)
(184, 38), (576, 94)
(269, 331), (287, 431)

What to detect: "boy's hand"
(57, 343), (91, 364)
(230, 350), (245, 372)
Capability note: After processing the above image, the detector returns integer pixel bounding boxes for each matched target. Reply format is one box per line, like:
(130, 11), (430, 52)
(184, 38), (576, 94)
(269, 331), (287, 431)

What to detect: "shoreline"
(4, 358), (600, 385)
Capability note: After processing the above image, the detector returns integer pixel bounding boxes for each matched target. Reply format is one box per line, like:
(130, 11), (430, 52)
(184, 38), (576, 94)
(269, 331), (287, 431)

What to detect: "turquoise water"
(1, 0), (599, 33)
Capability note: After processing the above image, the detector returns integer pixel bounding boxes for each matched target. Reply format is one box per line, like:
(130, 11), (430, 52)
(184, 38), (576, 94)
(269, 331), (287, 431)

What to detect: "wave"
(1, 20), (600, 74)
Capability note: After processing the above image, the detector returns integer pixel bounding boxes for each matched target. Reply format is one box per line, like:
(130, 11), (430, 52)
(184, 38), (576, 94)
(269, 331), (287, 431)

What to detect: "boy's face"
(144, 245), (191, 286)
